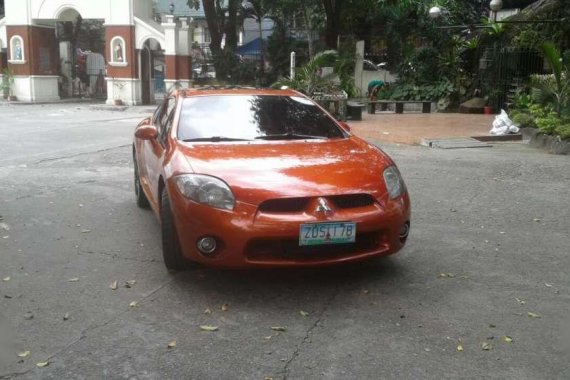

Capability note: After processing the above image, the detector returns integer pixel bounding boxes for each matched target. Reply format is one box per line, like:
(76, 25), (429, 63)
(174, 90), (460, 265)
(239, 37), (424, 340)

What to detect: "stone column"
(162, 15), (180, 92)
(176, 17), (193, 88)
(105, 25), (140, 105)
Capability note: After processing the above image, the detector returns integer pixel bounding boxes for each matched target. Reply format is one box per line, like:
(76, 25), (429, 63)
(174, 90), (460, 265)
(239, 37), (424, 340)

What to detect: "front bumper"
(167, 183), (411, 268)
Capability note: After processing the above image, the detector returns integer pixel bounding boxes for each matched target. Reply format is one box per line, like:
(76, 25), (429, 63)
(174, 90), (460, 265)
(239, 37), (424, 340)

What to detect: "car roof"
(173, 87), (303, 98)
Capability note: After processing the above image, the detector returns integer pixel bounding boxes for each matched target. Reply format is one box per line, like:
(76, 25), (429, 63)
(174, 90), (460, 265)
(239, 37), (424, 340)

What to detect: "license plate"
(299, 222), (356, 246)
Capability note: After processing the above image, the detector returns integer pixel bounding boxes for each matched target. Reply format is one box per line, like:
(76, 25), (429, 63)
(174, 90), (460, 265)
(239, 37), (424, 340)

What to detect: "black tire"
(133, 155), (150, 209)
(160, 190), (187, 271)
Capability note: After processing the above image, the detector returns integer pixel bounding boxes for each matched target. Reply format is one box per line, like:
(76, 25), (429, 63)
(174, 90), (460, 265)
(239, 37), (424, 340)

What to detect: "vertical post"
(290, 52), (295, 80)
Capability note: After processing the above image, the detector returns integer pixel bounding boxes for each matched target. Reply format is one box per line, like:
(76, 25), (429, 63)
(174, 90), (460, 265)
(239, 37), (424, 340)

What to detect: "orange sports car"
(133, 88), (410, 270)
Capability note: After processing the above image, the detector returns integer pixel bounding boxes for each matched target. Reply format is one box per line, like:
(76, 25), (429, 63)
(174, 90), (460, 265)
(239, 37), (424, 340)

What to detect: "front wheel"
(160, 190), (188, 271)
(133, 155), (150, 209)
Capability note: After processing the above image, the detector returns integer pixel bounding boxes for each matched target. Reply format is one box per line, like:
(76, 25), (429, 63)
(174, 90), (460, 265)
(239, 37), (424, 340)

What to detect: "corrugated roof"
(155, 0), (205, 18)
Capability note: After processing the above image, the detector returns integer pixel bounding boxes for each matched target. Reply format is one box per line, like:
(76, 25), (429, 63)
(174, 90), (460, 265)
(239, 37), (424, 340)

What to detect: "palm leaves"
(273, 50), (340, 95)
(531, 42), (569, 116)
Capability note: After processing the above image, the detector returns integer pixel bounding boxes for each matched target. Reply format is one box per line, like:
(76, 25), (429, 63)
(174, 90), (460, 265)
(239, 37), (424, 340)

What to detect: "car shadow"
(170, 257), (406, 296)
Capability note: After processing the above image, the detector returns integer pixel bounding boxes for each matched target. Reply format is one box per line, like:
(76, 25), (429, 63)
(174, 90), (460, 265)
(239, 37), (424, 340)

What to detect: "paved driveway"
(0, 104), (569, 379)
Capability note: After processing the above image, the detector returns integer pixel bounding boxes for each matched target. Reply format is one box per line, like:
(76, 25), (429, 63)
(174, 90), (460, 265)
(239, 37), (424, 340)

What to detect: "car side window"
(158, 97), (176, 146)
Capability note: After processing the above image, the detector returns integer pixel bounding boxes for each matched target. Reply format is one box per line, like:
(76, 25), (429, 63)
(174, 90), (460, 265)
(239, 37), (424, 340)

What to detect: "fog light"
(197, 236), (217, 255)
(399, 222), (410, 240)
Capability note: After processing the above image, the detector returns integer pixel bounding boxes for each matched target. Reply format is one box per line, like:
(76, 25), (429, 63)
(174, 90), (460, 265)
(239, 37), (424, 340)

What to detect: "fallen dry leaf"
(527, 312), (541, 319)
(481, 342), (492, 351)
(110, 281), (118, 290)
(264, 335), (273, 340)
(502, 336), (513, 343)
(129, 301), (138, 308)
(221, 304), (229, 312)
(36, 361), (49, 368)
(200, 325), (219, 332)
(271, 326), (287, 332)
(68, 277), (80, 282)
(457, 340), (464, 352)
(17, 351), (30, 358)
(167, 340), (177, 349)
(125, 280), (136, 288)
(2, 276), (10, 282)
(299, 310), (309, 317)
(544, 283), (553, 288)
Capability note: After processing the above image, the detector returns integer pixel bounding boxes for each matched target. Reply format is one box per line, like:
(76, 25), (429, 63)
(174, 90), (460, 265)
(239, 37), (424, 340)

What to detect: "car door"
(145, 96), (177, 203)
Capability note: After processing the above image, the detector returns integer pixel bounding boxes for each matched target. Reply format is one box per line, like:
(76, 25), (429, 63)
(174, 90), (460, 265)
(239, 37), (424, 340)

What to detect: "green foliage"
(554, 123), (570, 140)
(513, 92), (534, 110)
(535, 111), (561, 134)
(511, 112), (536, 129)
(388, 79), (455, 101)
(272, 50), (355, 97)
(1, 68), (15, 97)
(265, 21), (309, 83)
(531, 42), (570, 116)
(512, 29), (543, 50)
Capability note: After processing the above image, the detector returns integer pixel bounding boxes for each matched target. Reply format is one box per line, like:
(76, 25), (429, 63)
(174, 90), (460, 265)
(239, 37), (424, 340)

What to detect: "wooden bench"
(367, 100), (432, 114)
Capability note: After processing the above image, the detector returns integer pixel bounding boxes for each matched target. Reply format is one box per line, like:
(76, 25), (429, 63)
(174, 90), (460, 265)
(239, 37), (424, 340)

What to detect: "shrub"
(511, 112), (536, 128)
(535, 112), (560, 134)
(555, 123), (570, 140)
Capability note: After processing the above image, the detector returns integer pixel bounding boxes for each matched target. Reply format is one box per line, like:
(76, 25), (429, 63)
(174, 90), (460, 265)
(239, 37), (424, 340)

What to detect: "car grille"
(329, 194), (375, 209)
(258, 194), (375, 213)
(245, 231), (385, 262)
(258, 197), (310, 213)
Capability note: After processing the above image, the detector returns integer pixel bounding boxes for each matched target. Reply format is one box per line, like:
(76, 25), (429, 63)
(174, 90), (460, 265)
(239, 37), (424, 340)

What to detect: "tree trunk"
(258, 19), (264, 74)
(202, 0), (222, 59)
(224, 0), (239, 50)
(301, 4), (314, 58)
(322, 0), (342, 49)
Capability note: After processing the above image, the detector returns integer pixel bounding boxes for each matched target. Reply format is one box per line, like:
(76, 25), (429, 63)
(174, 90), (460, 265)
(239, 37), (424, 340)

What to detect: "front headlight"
(175, 174), (235, 210)
(383, 165), (406, 199)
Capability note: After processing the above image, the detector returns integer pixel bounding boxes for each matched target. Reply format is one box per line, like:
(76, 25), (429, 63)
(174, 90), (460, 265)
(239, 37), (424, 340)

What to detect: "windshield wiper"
(255, 133), (327, 140)
(182, 136), (250, 142)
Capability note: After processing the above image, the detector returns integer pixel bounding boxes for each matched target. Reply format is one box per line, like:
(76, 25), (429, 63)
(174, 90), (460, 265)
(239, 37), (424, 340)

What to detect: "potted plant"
(1, 68), (17, 101)
(485, 89), (502, 115)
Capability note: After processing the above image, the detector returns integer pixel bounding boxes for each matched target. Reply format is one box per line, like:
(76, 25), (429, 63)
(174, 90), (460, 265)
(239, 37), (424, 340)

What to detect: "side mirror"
(135, 124), (158, 140)
(339, 121), (351, 132)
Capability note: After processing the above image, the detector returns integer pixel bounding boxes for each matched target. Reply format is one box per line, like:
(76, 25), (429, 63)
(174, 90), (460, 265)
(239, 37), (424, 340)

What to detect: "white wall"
(5, 0), (150, 25)
(0, 18), (7, 49)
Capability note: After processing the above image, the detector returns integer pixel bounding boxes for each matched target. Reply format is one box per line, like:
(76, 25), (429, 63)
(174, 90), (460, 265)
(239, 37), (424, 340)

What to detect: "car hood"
(177, 138), (392, 205)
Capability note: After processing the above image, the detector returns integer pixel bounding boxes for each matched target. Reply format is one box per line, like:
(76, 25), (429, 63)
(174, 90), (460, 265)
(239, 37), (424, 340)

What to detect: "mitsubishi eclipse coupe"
(133, 88), (411, 270)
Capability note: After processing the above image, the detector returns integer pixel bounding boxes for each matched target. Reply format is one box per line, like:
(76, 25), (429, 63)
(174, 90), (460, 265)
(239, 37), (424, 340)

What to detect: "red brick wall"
(0, 52), (6, 72)
(7, 25), (32, 75)
(6, 25), (58, 76)
(105, 25), (137, 78)
(164, 55), (192, 80)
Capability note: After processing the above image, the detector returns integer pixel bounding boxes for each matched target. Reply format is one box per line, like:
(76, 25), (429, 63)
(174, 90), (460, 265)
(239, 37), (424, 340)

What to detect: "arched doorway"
(55, 7), (105, 99)
(140, 38), (164, 105)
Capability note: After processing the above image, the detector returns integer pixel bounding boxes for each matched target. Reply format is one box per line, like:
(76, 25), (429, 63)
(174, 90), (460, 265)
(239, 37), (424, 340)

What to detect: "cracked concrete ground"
(0, 104), (569, 379)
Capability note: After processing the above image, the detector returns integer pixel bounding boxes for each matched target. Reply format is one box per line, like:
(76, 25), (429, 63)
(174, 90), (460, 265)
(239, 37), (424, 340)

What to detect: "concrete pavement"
(0, 103), (569, 379)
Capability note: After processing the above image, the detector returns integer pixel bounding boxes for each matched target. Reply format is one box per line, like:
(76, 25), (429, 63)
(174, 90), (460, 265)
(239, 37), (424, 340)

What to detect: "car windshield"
(177, 95), (346, 141)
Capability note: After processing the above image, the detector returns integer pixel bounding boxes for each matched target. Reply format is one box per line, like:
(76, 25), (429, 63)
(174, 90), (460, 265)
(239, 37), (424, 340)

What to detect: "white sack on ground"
(490, 109), (520, 135)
